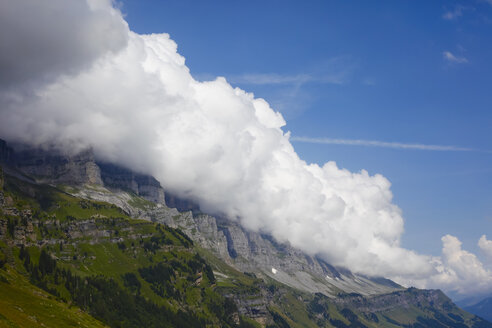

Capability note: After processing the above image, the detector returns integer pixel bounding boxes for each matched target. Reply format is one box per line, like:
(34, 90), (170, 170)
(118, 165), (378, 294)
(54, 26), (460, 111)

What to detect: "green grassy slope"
(0, 266), (107, 328)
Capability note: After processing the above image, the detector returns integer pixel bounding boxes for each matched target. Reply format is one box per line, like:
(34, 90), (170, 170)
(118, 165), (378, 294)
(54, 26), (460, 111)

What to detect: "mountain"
(463, 297), (492, 322)
(1, 138), (491, 327)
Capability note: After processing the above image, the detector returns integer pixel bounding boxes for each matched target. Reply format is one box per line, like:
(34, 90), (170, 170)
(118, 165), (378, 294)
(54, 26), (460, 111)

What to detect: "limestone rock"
(98, 162), (165, 204)
(13, 147), (103, 185)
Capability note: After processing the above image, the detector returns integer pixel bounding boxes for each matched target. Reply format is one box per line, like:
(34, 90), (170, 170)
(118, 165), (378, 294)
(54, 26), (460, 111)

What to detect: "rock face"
(332, 288), (451, 313)
(98, 162), (165, 204)
(0, 139), (165, 205)
(13, 146), (103, 185)
(154, 200), (401, 297)
(164, 193), (200, 213)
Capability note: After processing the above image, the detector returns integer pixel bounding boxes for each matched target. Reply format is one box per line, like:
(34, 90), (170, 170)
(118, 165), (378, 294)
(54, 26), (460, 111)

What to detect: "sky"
(119, 0), (492, 257)
(0, 0), (491, 300)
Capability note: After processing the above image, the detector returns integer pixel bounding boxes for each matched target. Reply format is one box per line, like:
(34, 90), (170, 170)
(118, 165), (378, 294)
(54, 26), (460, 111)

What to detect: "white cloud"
(443, 51), (468, 64)
(0, 0), (491, 298)
(0, 0), (128, 91)
(291, 136), (475, 152)
(396, 235), (492, 297)
(431, 235), (492, 296)
(479, 235), (492, 261)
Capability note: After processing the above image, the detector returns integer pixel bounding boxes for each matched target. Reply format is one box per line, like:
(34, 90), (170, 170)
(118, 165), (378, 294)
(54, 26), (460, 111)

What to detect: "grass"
(276, 293), (319, 328)
(196, 247), (257, 288)
(127, 194), (155, 210)
(50, 198), (129, 221)
(383, 306), (423, 325)
(0, 267), (107, 328)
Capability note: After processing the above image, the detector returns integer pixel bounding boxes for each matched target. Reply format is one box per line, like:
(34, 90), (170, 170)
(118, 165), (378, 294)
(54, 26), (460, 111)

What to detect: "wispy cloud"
(443, 6), (464, 20)
(229, 73), (313, 85)
(443, 51), (468, 64)
(291, 136), (478, 152)
(228, 56), (355, 87)
(229, 72), (348, 86)
(193, 73), (347, 86)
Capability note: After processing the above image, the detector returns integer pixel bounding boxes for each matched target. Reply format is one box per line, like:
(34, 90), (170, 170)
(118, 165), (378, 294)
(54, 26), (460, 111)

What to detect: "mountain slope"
(464, 297), (492, 322)
(1, 140), (491, 327)
(0, 168), (247, 327)
(0, 266), (107, 328)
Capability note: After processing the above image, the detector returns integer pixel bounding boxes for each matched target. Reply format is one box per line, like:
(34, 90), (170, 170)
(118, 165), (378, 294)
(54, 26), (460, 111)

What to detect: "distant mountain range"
(462, 296), (492, 322)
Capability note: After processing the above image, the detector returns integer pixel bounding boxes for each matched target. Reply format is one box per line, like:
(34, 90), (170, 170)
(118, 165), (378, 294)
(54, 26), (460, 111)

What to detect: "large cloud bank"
(1, 0), (491, 297)
(0, 0), (128, 90)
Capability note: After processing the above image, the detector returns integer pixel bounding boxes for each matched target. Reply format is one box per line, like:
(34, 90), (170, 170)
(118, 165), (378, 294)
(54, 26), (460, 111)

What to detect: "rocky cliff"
(155, 209), (401, 297)
(8, 144), (102, 185)
(0, 139), (165, 205)
(98, 162), (165, 204)
(332, 288), (452, 313)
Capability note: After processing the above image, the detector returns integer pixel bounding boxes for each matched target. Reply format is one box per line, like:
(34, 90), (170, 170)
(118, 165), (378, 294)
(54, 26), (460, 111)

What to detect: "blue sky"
(120, 0), (492, 257)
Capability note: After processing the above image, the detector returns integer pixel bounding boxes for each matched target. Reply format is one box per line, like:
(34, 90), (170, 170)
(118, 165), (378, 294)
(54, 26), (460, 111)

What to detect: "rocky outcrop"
(223, 287), (272, 325)
(164, 193), (200, 213)
(137, 191), (400, 296)
(0, 139), (165, 205)
(152, 209), (401, 297)
(134, 174), (165, 204)
(98, 162), (165, 204)
(0, 207), (36, 243)
(0, 209), (146, 248)
(332, 288), (452, 313)
(13, 146), (103, 185)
